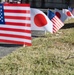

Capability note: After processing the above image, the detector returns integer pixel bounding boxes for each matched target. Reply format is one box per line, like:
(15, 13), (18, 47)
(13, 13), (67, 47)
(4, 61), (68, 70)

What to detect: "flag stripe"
(0, 33), (31, 40)
(4, 6), (30, 10)
(0, 30), (31, 36)
(0, 27), (31, 33)
(51, 16), (64, 32)
(5, 22), (31, 26)
(5, 16), (30, 20)
(0, 25), (31, 30)
(52, 16), (64, 29)
(54, 16), (64, 26)
(4, 10), (30, 13)
(4, 4), (30, 7)
(53, 28), (57, 33)
(51, 20), (59, 30)
(52, 20), (59, 29)
(0, 39), (32, 46)
(5, 19), (31, 24)
(52, 20), (61, 30)
(4, 13), (30, 17)
(0, 36), (31, 43)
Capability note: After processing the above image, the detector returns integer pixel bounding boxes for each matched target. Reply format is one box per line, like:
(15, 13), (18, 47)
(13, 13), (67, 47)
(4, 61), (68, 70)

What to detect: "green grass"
(0, 19), (74, 75)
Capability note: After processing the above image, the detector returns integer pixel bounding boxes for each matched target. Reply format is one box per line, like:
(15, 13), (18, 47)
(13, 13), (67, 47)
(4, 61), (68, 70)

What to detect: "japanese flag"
(31, 8), (53, 33)
(62, 9), (74, 18)
(54, 8), (67, 22)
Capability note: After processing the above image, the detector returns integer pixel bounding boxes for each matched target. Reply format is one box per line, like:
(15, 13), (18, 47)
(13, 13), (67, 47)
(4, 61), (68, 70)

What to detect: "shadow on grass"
(62, 23), (74, 29)
(0, 43), (22, 47)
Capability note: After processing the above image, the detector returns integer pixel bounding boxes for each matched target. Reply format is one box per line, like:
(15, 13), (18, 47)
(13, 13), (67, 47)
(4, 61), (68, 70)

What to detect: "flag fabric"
(68, 7), (73, 12)
(31, 8), (53, 33)
(47, 10), (64, 33)
(68, 7), (74, 16)
(71, 8), (74, 16)
(54, 8), (67, 22)
(0, 3), (31, 46)
(62, 9), (74, 18)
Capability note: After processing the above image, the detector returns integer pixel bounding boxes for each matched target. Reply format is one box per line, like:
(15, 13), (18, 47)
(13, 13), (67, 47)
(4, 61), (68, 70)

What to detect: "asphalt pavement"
(0, 43), (22, 58)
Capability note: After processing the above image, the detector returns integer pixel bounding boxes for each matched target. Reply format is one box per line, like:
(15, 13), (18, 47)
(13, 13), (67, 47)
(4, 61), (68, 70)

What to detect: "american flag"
(47, 10), (64, 33)
(0, 3), (31, 46)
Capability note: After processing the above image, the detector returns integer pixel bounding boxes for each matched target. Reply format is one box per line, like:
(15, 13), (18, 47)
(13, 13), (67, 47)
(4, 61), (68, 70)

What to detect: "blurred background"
(0, 0), (74, 9)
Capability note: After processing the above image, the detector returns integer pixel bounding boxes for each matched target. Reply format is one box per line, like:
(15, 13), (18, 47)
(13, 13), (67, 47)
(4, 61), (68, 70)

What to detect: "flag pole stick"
(23, 9), (30, 47)
(23, 44), (25, 47)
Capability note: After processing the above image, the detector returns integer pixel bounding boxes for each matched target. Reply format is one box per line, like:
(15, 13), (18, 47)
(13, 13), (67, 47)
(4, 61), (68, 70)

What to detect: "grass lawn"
(0, 19), (74, 75)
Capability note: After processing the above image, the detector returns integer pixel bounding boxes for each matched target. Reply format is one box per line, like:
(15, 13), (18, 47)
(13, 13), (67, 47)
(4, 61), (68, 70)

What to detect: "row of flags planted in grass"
(0, 3), (74, 46)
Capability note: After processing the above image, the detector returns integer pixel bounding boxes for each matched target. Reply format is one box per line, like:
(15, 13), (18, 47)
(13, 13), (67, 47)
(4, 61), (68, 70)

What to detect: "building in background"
(70, 0), (74, 8)
(21, 0), (73, 9)
(1, 0), (74, 9)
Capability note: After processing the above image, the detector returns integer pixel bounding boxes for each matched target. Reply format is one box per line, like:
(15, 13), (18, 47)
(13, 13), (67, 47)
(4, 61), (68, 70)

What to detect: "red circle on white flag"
(55, 12), (61, 19)
(34, 14), (47, 27)
(66, 11), (71, 16)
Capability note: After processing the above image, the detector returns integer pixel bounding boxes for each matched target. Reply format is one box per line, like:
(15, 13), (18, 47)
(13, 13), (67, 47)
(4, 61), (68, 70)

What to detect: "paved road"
(0, 43), (22, 58)
(0, 37), (34, 58)
(0, 33), (44, 58)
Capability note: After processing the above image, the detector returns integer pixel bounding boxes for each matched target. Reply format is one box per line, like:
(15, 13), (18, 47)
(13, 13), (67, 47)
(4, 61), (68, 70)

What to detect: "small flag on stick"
(54, 9), (67, 22)
(47, 10), (64, 33)
(31, 8), (53, 33)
